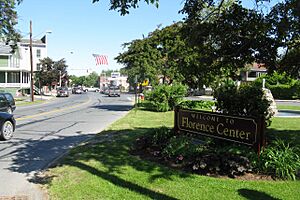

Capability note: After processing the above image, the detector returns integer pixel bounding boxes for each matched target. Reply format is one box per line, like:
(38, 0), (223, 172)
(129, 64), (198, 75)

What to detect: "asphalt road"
(0, 92), (134, 199)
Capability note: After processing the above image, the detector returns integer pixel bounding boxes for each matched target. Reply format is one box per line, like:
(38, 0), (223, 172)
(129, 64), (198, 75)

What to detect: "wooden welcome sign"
(174, 107), (265, 152)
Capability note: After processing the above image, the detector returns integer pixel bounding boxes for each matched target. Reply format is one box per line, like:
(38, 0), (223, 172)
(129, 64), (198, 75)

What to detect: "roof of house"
(0, 45), (12, 55)
(20, 38), (45, 45)
(251, 63), (267, 72)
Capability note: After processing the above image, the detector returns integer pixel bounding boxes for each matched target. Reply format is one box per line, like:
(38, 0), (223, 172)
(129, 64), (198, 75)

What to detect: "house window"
(0, 55), (9, 67)
(36, 63), (41, 71)
(37, 49), (41, 58)
(248, 71), (257, 78)
(0, 72), (5, 83)
(7, 72), (20, 83)
(22, 72), (29, 83)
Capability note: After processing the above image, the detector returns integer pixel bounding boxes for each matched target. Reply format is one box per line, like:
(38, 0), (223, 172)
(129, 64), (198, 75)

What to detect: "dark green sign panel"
(175, 108), (263, 146)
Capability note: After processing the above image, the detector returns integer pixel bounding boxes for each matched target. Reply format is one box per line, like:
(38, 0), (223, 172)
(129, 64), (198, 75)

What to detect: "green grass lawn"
(15, 99), (44, 106)
(45, 110), (300, 200)
(277, 105), (300, 111)
(267, 117), (300, 145)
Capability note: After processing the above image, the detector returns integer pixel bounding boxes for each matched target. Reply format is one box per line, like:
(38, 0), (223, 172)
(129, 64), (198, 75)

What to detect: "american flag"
(92, 54), (108, 65)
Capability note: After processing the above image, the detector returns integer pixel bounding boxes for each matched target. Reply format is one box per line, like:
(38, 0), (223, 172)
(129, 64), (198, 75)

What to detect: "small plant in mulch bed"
(133, 127), (300, 180)
(188, 140), (255, 177)
(256, 139), (300, 180)
(132, 128), (255, 178)
(132, 126), (176, 156)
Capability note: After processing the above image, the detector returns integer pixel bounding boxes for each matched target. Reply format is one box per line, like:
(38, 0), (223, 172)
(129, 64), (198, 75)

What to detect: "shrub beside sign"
(174, 107), (265, 150)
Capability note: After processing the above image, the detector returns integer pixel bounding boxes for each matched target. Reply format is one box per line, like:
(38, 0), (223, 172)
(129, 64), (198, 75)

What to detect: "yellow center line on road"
(16, 97), (92, 121)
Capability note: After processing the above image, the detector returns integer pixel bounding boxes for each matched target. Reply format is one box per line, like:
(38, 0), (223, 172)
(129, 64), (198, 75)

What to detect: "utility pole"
(59, 70), (62, 87)
(29, 20), (34, 102)
(134, 75), (138, 107)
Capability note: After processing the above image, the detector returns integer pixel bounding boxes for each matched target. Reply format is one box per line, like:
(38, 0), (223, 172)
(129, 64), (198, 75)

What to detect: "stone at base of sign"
(263, 88), (278, 117)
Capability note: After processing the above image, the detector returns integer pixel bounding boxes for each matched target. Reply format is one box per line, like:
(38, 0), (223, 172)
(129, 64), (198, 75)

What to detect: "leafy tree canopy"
(92, 0), (159, 15)
(36, 57), (69, 87)
(70, 72), (100, 87)
(116, 37), (159, 86)
(84, 72), (99, 87)
(0, 0), (22, 50)
(267, 0), (300, 76)
(100, 69), (120, 77)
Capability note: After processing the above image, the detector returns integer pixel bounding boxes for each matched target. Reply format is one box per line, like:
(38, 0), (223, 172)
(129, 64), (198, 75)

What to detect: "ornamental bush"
(255, 72), (300, 99)
(178, 100), (215, 110)
(144, 83), (187, 112)
(268, 84), (296, 99)
(213, 80), (273, 126)
(257, 140), (300, 180)
(134, 129), (255, 176)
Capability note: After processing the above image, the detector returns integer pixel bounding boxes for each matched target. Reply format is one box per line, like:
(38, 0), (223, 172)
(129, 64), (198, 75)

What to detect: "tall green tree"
(100, 69), (120, 77)
(116, 38), (159, 86)
(0, 0), (22, 50)
(69, 75), (86, 87)
(181, 1), (277, 80)
(267, 0), (300, 77)
(54, 58), (69, 86)
(35, 57), (68, 87)
(69, 72), (100, 87)
(35, 57), (56, 87)
(147, 23), (185, 84)
(116, 0), (293, 88)
(92, 0), (159, 15)
(84, 72), (99, 87)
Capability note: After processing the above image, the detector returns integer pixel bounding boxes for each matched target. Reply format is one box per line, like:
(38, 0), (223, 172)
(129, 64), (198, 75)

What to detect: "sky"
(16, 0), (186, 76)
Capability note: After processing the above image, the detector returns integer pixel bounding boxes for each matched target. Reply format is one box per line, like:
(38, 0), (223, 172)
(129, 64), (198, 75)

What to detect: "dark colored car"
(57, 87), (69, 97)
(0, 93), (16, 114)
(108, 86), (121, 97)
(0, 112), (16, 140)
(72, 87), (84, 94)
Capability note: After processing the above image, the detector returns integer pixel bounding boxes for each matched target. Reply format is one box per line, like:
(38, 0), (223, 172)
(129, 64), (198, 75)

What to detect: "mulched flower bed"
(131, 136), (274, 181)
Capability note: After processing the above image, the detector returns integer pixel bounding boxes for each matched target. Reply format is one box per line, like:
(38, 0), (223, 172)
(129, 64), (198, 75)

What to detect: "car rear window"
(4, 93), (14, 102)
(0, 95), (5, 103)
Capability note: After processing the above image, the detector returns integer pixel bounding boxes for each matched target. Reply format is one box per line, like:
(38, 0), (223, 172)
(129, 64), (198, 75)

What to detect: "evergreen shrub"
(179, 100), (215, 110)
(213, 80), (273, 125)
(144, 83), (187, 112)
(255, 72), (300, 99)
(257, 140), (300, 180)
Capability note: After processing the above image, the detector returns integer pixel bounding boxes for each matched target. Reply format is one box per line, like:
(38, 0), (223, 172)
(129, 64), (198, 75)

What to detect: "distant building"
(241, 63), (267, 82)
(0, 36), (48, 95)
(100, 72), (129, 91)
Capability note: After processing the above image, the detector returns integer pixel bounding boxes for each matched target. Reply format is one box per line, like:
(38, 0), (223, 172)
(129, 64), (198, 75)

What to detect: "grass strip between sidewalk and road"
(44, 109), (300, 200)
(277, 105), (300, 111)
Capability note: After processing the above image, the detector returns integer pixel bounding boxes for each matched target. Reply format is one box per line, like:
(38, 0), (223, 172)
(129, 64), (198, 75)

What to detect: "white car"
(84, 87), (100, 92)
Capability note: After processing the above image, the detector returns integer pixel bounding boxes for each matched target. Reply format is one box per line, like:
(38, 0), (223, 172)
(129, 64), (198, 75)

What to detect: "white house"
(0, 36), (48, 95)
(241, 63), (268, 82)
(100, 72), (129, 91)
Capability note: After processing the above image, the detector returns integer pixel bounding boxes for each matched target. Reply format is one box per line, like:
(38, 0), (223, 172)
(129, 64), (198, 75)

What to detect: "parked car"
(0, 112), (16, 140)
(72, 87), (84, 94)
(83, 87), (100, 92)
(56, 87), (70, 97)
(101, 87), (109, 95)
(108, 86), (121, 97)
(0, 93), (16, 114)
